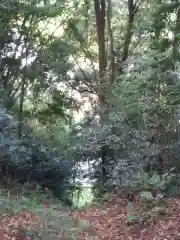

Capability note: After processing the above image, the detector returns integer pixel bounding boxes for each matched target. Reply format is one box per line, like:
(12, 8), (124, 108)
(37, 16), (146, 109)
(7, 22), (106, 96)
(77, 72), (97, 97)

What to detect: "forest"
(0, 0), (179, 239)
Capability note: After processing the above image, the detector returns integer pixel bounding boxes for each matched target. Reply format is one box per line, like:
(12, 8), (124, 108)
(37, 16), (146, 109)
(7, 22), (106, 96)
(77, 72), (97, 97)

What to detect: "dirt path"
(1, 194), (180, 239)
(73, 194), (180, 240)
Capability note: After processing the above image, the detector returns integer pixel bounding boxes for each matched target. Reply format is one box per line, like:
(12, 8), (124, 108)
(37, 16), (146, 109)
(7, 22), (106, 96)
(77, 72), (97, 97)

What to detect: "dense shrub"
(0, 106), (74, 203)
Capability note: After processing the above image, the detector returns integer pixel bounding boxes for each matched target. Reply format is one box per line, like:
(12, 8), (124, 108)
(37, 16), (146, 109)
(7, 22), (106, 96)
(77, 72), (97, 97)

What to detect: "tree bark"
(172, 5), (180, 68)
(94, 0), (108, 189)
(94, 0), (139, 189)
(18, 42), (28, 139)
(107, 0), (115, 82)
(94, 0), (106, 79)
(121, 0), (138, 62)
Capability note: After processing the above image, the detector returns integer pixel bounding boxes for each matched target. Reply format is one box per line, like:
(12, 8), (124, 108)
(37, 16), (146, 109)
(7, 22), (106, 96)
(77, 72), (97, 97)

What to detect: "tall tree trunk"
(94, 0), (139, 190)
(94, 0), (108, 189)
(121, 0), (138, 62)
(18, 76), (26, 139)
(172, 5), (180, 68)
(18, 42), (28, 139)
(94, 0), (106, 80)
(84, 0), (90, 47)
(94, 0), (107, 123)
(107, 0), (115, 82)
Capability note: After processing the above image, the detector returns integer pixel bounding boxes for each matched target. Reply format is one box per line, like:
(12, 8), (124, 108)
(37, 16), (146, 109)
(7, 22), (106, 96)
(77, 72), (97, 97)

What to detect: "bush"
(136, 168), (175, 196)
(0, 106), (74, 204)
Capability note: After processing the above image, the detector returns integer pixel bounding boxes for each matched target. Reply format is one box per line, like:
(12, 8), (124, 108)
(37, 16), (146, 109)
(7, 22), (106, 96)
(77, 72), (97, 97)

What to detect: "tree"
(0, 0), (77, 204)
(66, 0), (180, 196)
(92, 0), (140, 190)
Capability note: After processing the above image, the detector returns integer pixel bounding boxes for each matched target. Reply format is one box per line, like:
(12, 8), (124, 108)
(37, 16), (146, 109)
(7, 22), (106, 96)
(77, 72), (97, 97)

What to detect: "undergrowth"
(0, 169), (179, 240)
(0, 184), (92, 240)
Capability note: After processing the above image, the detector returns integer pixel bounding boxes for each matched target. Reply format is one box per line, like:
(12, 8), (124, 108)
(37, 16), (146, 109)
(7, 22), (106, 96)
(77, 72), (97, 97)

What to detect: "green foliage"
(126, 202), (140, 224)
(136, 170), (175, 193)
(127, 214), (140, 224)
(72, 187), (94, 208)
(22, 192), (42, 208)
(140, 191), (154, 202)
(0, 105), (75, 204)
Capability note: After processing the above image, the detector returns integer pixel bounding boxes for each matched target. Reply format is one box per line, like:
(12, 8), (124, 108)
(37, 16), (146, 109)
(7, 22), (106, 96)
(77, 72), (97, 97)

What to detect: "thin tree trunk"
(94, 0), (107, 123)
(84, 0), (90, 47)
(94, 0), (108, 188)
(94, 0), (139, 189)
(18, 42), (28, 139)
(121, 0), (138, 62)
(18, 76), (26, 139)
(107, 0), (115, 82)
(94, 0), (106, 79)
(172, 6), (180, 68)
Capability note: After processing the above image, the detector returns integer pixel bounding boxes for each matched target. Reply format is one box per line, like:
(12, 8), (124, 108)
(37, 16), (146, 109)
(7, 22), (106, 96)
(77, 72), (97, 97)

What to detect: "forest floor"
(0, 191), (180, 239)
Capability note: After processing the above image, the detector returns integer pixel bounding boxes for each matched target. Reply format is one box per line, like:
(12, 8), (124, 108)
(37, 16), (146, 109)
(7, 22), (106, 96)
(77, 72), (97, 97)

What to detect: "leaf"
(127, 214), (140, 223)
(140, 191), (154, 201)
